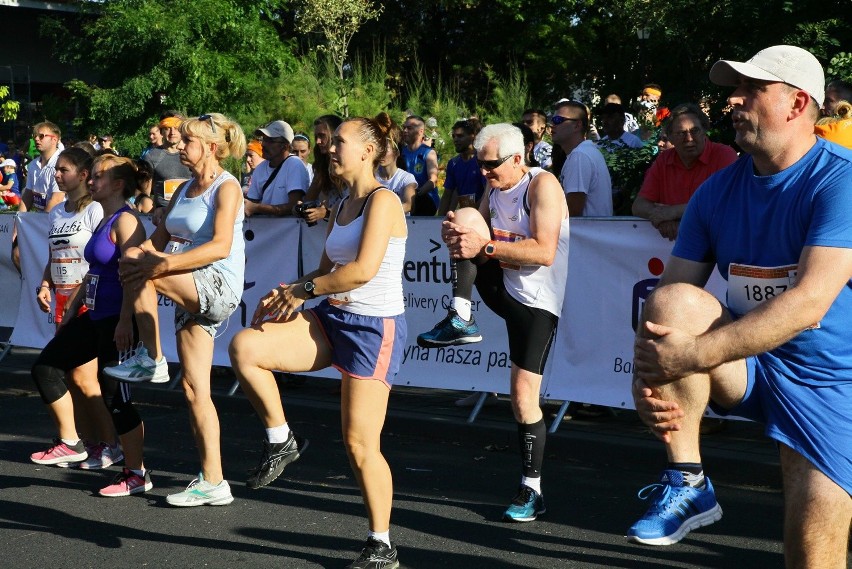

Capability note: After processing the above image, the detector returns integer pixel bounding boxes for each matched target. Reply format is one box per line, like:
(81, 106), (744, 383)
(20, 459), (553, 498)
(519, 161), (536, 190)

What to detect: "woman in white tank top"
(230, 112), (408, 568)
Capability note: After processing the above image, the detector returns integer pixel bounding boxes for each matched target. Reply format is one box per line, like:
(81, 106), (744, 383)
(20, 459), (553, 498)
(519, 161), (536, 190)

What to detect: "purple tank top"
(83, 206), (130, 320)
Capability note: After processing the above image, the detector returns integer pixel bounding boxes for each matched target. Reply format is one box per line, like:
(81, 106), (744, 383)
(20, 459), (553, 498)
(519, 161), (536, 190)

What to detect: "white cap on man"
(255, 120), (294, 143)
(709, 45), (825, 108)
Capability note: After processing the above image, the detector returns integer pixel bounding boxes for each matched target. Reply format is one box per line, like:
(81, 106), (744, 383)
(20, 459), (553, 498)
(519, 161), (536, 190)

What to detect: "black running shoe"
(347, 537), (400, 569)
(246, 433), (308, 489)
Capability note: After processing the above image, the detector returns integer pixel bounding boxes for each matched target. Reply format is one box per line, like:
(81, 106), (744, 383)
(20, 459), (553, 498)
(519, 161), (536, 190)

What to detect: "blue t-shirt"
(444, 154), (485, 201)
(674, 137), (852, 386)
(402, 144), (439, 207)
(3, 172), (19, 194)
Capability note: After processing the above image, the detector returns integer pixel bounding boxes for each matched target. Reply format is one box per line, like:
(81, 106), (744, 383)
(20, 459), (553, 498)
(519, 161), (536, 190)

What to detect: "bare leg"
(781, 445), (852, 569)
(120, 422), (145, 471)
(67, 360), (115, 443)
(510, 365), (543, 424)
(341, 374), (392, 533)
(46, 392), (79, 441)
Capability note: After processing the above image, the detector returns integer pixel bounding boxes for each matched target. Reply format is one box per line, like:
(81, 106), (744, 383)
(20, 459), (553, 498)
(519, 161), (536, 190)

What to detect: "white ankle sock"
(521, 475), (542, 494)
(61, 438), (80, 447)
(452, 297), (472, 321)
(266, 424), (291, 444)
(369, 530), (391, 547)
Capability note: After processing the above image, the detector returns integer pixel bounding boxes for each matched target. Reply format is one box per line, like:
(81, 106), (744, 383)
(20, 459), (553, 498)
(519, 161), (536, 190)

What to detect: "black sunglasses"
(476, 155), (513, 171)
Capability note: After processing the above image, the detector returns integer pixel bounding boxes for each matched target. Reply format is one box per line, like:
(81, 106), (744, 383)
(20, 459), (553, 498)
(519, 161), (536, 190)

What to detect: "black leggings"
(31, 312), (142, 436)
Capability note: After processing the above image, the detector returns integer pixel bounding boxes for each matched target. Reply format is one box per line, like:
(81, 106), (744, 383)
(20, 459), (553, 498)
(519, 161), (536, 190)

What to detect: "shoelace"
(636, 483), (676, 514)
(511, 486), (536, 506)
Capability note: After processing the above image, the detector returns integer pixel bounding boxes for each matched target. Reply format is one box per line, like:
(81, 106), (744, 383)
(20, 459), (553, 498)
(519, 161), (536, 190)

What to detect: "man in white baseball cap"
(244, 120), (309, 217)
(628, 44), (852, 568)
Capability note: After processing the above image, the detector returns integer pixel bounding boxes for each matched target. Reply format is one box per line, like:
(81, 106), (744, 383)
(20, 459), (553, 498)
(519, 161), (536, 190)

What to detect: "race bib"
(84, 274), (99, 311)
(727, 263), (797, 315)
(32, 191), (47, 212)
(163, 179), (188, 202)
(51, 258), (83, 287)
(166, 235), (193, 254)
(492, 228), (525, 271)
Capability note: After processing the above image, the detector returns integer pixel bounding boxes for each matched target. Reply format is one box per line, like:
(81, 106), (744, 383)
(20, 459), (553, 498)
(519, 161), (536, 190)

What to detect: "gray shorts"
(174, 265), (240, 337)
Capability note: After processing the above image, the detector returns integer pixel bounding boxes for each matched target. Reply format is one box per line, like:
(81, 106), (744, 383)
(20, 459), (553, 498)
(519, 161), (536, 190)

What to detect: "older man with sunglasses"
(418, 123), (570, 523)
(551, 100), (613, 216)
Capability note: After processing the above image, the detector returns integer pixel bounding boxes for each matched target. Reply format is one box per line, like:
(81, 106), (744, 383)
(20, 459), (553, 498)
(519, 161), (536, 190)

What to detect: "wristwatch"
(36, 285), (48, 294)
(483, 241), (497, 258)
(303, 280), (317, 298)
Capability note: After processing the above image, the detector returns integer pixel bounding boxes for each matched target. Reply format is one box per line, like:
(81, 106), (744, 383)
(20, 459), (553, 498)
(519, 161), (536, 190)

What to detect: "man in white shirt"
(245, 120), (310, 217)
(20, 121), (63, 213)
(550, 100), (613, 216)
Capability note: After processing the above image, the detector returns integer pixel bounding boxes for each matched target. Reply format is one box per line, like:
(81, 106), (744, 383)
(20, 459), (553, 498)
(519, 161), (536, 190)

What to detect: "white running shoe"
(166, 474), (234, 507)
(104, 344), (169, 383)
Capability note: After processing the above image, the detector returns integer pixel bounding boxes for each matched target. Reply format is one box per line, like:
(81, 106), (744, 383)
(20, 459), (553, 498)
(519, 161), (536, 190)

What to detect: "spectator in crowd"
(103, 113), (247, 508)
(301, 114), (345, 225)
(515, 122), (540, 168)
(0, 157), (20, 204)
(597, 103), (645, 151)
(99, 135), (115, 153)
(31, 154), (151, 497)
(629, 46), (852, 568)
(291, 133), (313, 184)
(132, 160), (155, 214)
(636, 84), (672, 140)
(143, 111), (191, 209)
(815, 100), (852, 149)
(551, 100), (613, 216)
(438, 118), (485, 216)
(401, 115), (440, 215)
(20, 121), (63, 213)
(229, 113), (408, 568)
(605, 93), (640, 133)
(242, 139), (265, 196)
(244, 120), (310, 217)
(521, 109), (552, 169)
(822, 79), (852, 117)
(140, 124), (163, 159)
(376, 118), (417, 214)
(632, 103), (738, 240)
(418, 124), (569, 523)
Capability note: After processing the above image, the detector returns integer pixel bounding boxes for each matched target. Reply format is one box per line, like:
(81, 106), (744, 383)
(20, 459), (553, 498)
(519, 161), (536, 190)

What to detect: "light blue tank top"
(164, 171), (245, 297)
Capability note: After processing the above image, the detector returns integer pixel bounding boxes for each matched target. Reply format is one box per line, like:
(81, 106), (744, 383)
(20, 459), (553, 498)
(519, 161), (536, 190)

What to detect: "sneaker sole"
(99, 481), (154, 498)
(503, 507), (546, 523)
(31, 454), (87, 466)
(247, 439), (309, 490)
(166, 494), (235, 507)
(627, 504), (723, 546)
(416, 335), (483, 348)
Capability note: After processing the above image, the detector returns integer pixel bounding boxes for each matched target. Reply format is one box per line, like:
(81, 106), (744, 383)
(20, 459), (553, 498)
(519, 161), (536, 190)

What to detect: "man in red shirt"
(632, 103), (738, 239)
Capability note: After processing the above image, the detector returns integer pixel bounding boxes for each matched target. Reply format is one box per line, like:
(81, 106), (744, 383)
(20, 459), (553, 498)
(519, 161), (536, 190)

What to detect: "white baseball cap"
(0, 159), (15, 168)
(255, 120), (294, 143)
(709, 45), (825, 107)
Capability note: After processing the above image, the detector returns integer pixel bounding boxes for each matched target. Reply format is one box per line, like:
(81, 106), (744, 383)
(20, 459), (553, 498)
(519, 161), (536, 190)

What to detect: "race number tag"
(84, 274), (99, 311)
(51, 258), (83, 287)
(163, 179), (188, 202)
(32, 191), (47, 212)
(492, 228), (525, 271)
(166, 235), (192, 254)
(727, 263), (797, 315)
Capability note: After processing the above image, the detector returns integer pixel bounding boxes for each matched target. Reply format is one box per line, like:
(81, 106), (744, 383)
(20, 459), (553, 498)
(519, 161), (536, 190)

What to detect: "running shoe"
(78, 442), (124, 470)
(626, 469), (723, 545)
(503, 485), (546, 522)
(103, 344), (169, 383)
(30, 439), (88, 466)
(247, 433), (309, 490)
(416, 309), (482, 348)
(347, 537), (400, 569)
(99, 467), (153, 497)
(166, 474), (234, 507)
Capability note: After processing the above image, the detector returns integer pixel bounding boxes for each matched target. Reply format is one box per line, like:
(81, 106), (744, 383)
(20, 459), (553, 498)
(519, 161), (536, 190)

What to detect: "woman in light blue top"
(103, 113), (246, 507)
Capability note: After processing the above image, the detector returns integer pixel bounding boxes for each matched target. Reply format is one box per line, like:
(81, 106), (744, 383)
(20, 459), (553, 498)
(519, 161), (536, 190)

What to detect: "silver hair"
(473, 123), (525, 158)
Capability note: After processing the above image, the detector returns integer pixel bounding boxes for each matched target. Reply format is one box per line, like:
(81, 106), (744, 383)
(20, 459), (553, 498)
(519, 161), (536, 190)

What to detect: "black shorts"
(474, 259), (558, 374)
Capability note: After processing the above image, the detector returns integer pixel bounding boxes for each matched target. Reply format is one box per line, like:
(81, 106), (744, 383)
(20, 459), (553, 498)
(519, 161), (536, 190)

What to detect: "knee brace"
(31, 364), (68, 405)
(108, 391), (142, 435)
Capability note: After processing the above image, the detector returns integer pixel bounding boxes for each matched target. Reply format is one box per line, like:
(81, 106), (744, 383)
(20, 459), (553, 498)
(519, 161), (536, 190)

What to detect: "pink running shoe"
(78, 442), (124, 470)
(30, 439), (88, 466)
(99, 468), (153, 497)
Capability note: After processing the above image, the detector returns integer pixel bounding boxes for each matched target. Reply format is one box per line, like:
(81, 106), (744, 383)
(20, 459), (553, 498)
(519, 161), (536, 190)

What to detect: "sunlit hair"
(180, 112), (247, 161)
(346, 112), (393, 170)
(473, 123), (525, 158)
(92, 154), (144, 199)
(33, 120), (61, 139)
(664, 103), (710, 135)
(57, 147), (94, 212)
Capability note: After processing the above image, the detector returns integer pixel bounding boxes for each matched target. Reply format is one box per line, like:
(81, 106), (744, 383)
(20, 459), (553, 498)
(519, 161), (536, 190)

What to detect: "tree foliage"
(0, 86), (20, 123)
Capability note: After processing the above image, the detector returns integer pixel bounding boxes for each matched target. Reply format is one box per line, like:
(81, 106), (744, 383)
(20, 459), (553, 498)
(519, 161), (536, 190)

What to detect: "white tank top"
(489, 167), (570, 317)
(48, 200), (104, 292)
(324, 188), (406, 316)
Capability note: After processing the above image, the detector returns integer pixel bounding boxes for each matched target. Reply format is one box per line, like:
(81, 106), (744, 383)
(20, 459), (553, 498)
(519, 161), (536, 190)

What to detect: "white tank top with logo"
(488, 167), (570, 317)
(47, 200), (104, 293)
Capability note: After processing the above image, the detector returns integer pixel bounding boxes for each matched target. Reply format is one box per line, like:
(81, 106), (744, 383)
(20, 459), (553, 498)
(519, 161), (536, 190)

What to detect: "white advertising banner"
(542, 218), (726, 408)
(0, 214), (20, 334)
(10, 213), (300, 367)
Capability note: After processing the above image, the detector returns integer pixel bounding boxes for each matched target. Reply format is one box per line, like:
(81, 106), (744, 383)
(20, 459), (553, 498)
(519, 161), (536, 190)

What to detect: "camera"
(293, 200), (321, 226)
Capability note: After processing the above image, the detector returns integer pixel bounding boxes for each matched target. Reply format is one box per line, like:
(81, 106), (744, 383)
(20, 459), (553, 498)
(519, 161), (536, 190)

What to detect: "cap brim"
(709, 60), (786, 87)
(255, 128), (271, 137)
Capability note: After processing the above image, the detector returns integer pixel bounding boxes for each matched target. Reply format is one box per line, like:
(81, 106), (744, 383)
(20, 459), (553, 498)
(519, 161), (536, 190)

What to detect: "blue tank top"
(164, 171), (245, 297)
(402, 144), (439, 207)
(83, 205), (131, 320)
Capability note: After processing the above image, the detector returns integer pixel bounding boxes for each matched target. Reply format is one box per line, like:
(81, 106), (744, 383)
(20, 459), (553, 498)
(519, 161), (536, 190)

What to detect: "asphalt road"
(0, 349), (792, 568)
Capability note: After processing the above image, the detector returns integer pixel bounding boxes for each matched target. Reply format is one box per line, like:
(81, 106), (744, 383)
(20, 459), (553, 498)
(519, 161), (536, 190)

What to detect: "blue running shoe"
(417, 309), (482, 348)
(627, 469), (723, 545)
(503, 485), (546, 522)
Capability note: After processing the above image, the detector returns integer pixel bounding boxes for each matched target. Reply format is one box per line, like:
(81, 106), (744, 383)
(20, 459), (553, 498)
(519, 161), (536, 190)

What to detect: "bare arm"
(400, 182), (417, 214)
(113, 212), (147, 351)
(416, 149), (439, 196)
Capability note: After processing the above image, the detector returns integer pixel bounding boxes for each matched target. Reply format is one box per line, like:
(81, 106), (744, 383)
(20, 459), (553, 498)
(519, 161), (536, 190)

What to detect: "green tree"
(293, 0), (383, 116)
(0, 86), (19, 123)
(44, 0), (297, 155)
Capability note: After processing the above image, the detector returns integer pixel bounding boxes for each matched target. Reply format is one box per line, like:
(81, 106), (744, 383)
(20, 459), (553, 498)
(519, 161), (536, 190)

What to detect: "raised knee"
(643, 283), (725, 332)
(452, 208), (490, 236)
(124, 246), (145, 260)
